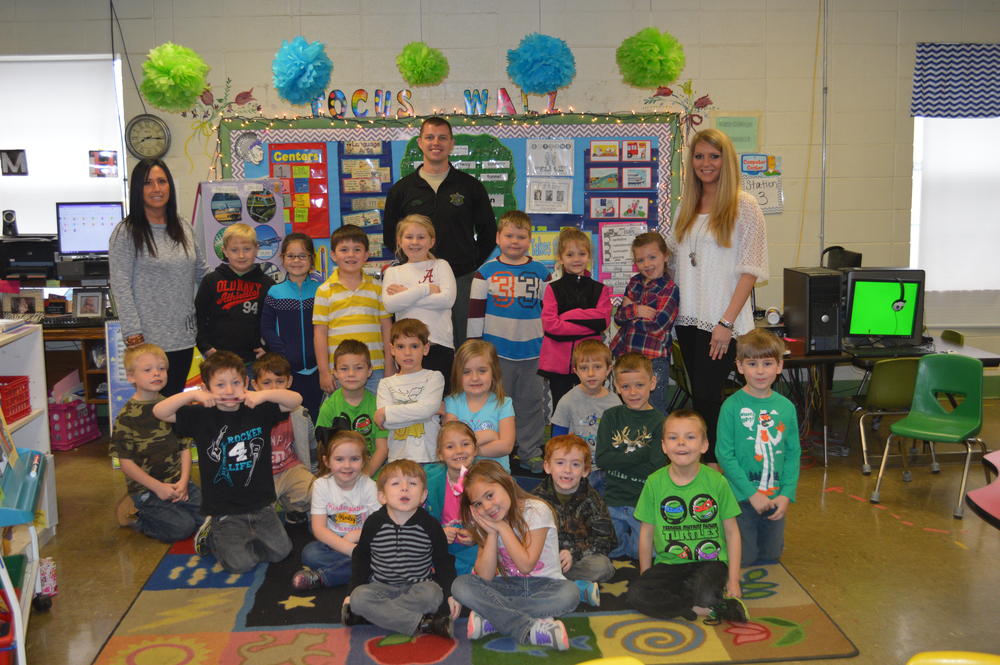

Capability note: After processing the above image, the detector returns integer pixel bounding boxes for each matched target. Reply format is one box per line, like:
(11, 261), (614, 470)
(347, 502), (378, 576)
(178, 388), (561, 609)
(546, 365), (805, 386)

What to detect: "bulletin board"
(219, 113), (681, 294)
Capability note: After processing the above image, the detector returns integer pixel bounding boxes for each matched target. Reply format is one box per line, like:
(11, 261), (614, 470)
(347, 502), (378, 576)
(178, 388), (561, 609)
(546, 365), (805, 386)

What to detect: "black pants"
(627, 560), (728, 621)
(544, 373), (579, 411)
(674, 325), (736, 462)
(424, 343), (455, 395)
(164, 347), (194, 397)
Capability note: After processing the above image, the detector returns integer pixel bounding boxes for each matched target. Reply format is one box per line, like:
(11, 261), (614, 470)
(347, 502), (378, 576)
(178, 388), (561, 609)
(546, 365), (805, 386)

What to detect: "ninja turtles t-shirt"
(634, 465), (740, 566)
(174, 402), (283, 516)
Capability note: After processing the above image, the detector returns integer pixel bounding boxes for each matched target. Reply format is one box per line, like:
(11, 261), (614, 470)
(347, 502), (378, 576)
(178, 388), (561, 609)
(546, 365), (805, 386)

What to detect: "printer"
(0, 236), (57, 279)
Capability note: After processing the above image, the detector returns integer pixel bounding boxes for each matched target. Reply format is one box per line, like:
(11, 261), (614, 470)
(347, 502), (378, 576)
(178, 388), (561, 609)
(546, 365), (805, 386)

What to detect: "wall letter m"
(1, 150), (28, 175)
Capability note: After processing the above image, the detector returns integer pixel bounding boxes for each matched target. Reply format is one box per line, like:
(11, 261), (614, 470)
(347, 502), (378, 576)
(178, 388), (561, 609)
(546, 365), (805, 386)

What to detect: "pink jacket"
(538, 274), (612, 376)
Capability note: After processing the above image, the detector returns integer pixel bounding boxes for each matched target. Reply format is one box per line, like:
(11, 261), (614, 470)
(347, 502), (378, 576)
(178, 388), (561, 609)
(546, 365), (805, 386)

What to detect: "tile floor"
(23, 399), (1000, 664)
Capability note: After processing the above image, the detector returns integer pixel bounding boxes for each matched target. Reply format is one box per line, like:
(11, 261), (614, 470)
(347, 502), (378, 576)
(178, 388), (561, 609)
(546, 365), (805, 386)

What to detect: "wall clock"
(125, 113), (171, 160)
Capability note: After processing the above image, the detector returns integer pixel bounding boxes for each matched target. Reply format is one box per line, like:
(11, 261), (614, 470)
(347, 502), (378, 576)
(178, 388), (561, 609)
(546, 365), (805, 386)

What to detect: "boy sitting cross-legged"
(627, 409), (746, 623)
(251, 352), (317, 524)
(343, 459), (459, 638)
(531, 434), (617, 607)
(153, 350), (301, 573)
(111, 343), (202, 541)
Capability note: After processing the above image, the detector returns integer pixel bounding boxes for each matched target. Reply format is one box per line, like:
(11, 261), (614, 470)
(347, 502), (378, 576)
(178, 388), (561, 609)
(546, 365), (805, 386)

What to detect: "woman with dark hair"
(109, 158), (207, 396)
(670, 129), (768, 460)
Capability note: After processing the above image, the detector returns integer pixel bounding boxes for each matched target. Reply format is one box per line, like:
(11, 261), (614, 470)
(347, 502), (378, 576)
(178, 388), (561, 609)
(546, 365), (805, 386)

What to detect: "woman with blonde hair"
(671, 129), (768, 459)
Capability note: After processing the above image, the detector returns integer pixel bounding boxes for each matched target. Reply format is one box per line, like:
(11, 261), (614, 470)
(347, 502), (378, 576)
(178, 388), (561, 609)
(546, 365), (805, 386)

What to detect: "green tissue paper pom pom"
(140, 42), (210, 112)
(396, 42), (449, 86)
(616, 27), (685, 89)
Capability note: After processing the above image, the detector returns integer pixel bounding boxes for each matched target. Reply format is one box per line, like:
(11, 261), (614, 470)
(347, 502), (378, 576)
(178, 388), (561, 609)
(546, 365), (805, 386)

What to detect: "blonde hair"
(674, 128), (741, 248)
(450, 339), (505, 401)
(736, 328), (786, 361)
(572, 339), (612, 368)
(459, 460), (553, 547)
(124, 343), (167, 372)
(394, 214), (436, 263)
(316, 430), (369, 478)
(498, 210), (532, 234)
(436, 421), (478, 460)
(222, 223), (257, 247)
(613, 352), (654, 381)
(555, 227), (590, 272)
(377, 459), (426, 491)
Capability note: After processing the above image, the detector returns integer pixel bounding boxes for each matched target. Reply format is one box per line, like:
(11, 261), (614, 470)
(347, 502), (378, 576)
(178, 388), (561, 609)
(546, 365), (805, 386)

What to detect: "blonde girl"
(538, 227), (612, 409)
(382, 214), (457, 390)
(671, 128), (768, 456)
(424, 421), (480, 574)
(291, 430), (380, 590)
(451, 460), (578, 650)
(444, 340), (515, 471)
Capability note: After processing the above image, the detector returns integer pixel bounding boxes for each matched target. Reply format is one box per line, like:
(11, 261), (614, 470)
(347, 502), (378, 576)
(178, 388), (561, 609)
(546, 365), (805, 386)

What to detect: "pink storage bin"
(48, 401), (100, 451)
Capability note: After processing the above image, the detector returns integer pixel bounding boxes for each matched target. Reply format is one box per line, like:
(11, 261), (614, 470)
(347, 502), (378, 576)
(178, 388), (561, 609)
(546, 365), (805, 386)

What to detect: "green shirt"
(716, 389), (801, 502)
(316, 388), (387, 458)
(594, 404), (666, 507)
(635, 464), (740, 566)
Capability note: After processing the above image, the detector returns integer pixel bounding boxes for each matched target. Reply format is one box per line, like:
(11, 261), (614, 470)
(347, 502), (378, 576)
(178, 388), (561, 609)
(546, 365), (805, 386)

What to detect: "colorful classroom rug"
(94, 525), (857, 665)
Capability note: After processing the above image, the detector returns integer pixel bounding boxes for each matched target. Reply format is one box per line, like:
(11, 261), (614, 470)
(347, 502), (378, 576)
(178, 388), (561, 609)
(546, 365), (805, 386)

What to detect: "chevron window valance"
(911, 43), (1000, 118)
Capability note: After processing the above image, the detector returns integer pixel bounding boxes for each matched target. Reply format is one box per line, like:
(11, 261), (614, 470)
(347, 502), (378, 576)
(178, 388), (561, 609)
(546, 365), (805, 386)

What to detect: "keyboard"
(42, 316), (107, 329)
(848, 345), (935, 358)
(3, 313), (45, 324)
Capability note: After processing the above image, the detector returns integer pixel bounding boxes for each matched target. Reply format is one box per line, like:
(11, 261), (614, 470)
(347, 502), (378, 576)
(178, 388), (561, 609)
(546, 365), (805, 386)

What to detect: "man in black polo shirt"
(384, 117), (496, 346)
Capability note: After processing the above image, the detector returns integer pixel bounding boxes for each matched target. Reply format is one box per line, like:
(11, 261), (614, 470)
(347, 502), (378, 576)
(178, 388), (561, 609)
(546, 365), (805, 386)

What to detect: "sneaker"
(528, 456), (545, 474)
(574, 579), (600, 607)
(341, 601), (370, 626)
(527, 618), (570, 651)
(418, 612), (453, 638)
(284, 510), (309, 525)
(116, 494), (137, 527)
(194, 517), (212, 556)
(466, 611), (498, 640)
(706, 597), (749, 625)
(291, 567), (322, 591)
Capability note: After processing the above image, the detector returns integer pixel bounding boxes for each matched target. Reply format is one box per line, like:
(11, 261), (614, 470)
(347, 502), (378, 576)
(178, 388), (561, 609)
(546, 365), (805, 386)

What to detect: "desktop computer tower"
(784, 267), (842, 354)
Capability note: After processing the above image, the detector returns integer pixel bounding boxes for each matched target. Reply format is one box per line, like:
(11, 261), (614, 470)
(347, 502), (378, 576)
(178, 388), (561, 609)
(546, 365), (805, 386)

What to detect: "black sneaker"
(341, 601), (369, 626)
(194, 517), (212, 556)
(417, 612), (453, 638)
(285, 511), (309, 525)
(705, 597), (749, 625)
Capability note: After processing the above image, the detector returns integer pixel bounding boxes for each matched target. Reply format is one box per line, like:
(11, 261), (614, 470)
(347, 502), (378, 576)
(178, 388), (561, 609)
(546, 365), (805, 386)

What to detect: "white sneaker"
(466, 611), (498, 640)
(528, 618), (569, 651)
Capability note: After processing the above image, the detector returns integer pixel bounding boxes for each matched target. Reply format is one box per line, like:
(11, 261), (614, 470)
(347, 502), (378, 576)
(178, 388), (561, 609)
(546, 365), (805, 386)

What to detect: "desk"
(849, 338), (1000, 369)
(42, 324), (107, 404)
(782, 351), (851, 467)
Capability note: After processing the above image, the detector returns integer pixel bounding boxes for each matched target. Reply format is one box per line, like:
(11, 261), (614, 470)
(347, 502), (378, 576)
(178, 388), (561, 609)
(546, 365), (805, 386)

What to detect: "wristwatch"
(717, 318), (735, 331)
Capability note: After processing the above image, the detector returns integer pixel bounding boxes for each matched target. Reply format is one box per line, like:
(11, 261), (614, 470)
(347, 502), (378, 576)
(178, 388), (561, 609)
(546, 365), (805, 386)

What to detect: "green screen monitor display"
(845, 269), (925, 347)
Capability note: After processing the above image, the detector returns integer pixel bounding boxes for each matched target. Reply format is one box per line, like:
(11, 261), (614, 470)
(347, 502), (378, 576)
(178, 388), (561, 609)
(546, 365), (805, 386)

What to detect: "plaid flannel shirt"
(610, 273), (679, 359)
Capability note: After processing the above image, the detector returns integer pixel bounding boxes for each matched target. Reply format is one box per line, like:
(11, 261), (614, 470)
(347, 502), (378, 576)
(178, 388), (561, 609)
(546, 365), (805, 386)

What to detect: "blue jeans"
(131, 482), (202, 543)
(366, 368), (384, 394)
(301, 540), (353, 587)
(650, 355), (670, 416)
(588, 469), (605, 496)
(736, 500), (785, 565)
(608, 504), (641, 560)
(208, 505), (292, 573)
(351, 580), (443, 634)
(451, 574), (579, 644)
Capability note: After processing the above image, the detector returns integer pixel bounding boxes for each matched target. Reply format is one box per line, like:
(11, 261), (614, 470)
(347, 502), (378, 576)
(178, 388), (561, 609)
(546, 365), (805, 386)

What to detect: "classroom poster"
(193, 179), (286, 282)
(598, 221), (648, 296)
(269, 142), (329, 238)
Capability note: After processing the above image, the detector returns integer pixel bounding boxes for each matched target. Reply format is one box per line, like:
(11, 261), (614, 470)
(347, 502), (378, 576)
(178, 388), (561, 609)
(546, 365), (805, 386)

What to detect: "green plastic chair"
(941, 329), (965, 346)
(869, 353), (988, 518)
(845, 357), (919, 475)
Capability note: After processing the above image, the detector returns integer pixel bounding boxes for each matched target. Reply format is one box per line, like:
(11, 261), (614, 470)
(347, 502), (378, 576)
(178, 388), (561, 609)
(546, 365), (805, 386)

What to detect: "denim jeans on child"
(301, 540), (353, 587)
(208, 505), (292, 573)
(564, 553), (615, 582)
(451, 574), (579, 644)
(132, 482), (202, 543)
(736, 500), (785, 565)
(650, 356), (670, 416)
(351, 579), (443, 634)
(608, 504), (641, 560)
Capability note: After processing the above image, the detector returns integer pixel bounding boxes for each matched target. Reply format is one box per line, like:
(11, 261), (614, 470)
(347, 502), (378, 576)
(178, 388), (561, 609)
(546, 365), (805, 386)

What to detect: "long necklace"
(689, 216), (706, 267)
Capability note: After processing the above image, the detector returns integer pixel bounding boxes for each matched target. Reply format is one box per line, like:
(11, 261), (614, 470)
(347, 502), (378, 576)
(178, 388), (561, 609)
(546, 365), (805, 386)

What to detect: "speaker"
(1, 210), (16, 237)
(784, 267), (842, 354)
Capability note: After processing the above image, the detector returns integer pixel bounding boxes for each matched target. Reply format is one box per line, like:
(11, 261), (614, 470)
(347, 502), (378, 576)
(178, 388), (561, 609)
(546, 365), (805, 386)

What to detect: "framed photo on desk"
(73, 290), (104, 317)
(2, 290), (43, 315)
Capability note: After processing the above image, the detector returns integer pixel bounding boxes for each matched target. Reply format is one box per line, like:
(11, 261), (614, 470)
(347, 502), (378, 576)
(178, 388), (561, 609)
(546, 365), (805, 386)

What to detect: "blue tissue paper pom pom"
(272, 36), (333, 105)
(507, 33), (575, 95)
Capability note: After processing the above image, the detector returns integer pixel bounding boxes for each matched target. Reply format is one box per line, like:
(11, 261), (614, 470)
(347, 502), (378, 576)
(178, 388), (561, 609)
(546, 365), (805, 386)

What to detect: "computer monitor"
(55, 202), (124, 257)
(843, 268), (925, 347)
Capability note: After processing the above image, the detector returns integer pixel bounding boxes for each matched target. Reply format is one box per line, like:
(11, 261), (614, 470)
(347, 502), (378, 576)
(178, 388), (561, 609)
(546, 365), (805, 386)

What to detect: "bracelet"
(717, 319), (734, 331)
